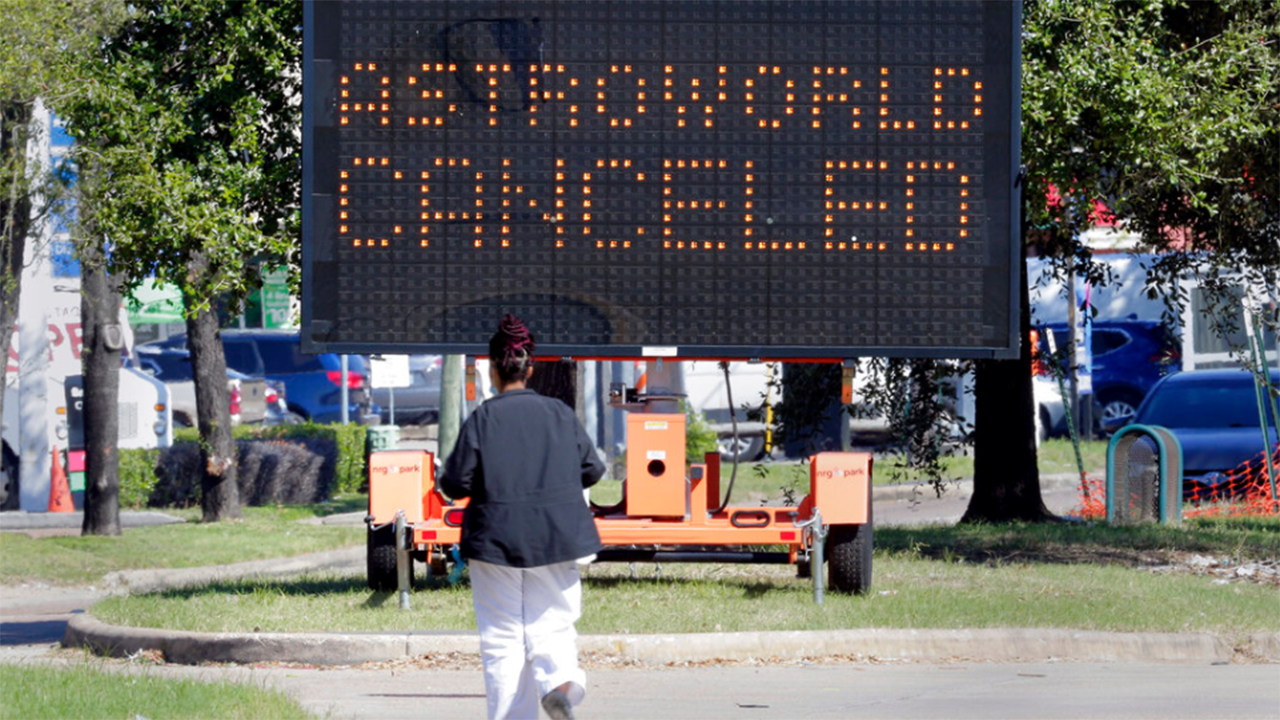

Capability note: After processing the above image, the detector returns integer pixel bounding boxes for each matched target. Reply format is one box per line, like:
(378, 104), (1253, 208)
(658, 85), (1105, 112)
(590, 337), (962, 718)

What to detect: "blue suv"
(141, 329), (380, 424)
(1035, 318), (1180, 430)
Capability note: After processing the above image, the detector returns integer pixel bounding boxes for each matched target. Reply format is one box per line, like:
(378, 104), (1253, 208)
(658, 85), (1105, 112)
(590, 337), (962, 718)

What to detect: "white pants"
(469, 559), (587, 720)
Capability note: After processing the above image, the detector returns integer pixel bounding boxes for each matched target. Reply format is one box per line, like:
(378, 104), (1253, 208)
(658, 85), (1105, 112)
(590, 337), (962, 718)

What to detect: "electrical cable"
(711, 360), (738, 514)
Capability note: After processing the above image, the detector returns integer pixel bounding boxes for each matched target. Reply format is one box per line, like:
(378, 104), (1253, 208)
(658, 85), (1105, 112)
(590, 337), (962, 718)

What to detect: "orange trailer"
(366, 365), (873, 601)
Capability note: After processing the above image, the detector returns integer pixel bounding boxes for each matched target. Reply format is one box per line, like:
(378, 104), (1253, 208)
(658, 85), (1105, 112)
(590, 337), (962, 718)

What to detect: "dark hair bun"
(497, 313), (534, 354)
(490, 313), (536, 384)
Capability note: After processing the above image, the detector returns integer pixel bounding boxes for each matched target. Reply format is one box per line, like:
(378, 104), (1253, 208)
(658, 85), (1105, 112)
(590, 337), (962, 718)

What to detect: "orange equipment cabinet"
(367, 451), (433, 525)
(807, 452), (872, 525)
(624, 413), (687, 517)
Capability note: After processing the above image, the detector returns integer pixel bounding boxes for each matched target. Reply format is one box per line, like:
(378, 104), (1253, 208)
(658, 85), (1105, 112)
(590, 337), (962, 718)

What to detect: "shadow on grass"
(583, 573), (796, 599)
(877, 517), (1280, 567)
(143, 573), (471, 604)
(311, 494), (369, 517)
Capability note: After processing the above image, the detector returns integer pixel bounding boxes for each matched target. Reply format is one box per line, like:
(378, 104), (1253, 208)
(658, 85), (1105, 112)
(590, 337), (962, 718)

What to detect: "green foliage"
(118, 448), (161, 509)
(54, 0), (302, 307)
(120, 423), (370, 509)
(684, 403), (719, 464)
(1, 1), (127, 380)
(0, 663), (311, 720)
(772, 363), (842, 452)
(1023, 0), (1279, 320)
(242, 422), (369, 494)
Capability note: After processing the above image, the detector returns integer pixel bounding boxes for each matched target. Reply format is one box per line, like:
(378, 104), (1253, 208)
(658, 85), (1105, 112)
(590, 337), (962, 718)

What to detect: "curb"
(100, 547), (365, 595)
(0, 510), (185, 531)
(63, 614), (1279, 666)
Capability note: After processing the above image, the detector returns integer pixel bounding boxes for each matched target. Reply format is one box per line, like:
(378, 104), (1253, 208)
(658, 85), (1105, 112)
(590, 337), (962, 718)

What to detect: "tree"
(58, 0), (301, 522)
(78, 192), (123, 536)
(963, 0), (1279, 522)
(0, 0), (125, 444)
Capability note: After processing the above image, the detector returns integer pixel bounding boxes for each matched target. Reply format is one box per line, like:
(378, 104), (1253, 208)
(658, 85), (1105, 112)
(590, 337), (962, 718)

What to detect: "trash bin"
(1106, 424), (1183, 524)
(367, 425), (401, 453)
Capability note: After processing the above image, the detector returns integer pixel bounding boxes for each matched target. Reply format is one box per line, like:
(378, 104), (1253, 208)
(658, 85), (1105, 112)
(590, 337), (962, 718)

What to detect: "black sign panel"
(303, 1), (1020, 358)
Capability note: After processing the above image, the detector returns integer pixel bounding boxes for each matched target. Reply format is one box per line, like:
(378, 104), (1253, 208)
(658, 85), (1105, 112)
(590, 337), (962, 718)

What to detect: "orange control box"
(625, 413), (687, 517)
(368, 450), (433, 524)
(809, 452), (872, 524)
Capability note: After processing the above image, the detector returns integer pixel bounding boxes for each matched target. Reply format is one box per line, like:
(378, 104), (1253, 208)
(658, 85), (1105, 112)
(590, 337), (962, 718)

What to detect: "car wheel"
(0, 444), (19, 510)
(1097, 391), (1142, 431)
(718, 434), (765, 463)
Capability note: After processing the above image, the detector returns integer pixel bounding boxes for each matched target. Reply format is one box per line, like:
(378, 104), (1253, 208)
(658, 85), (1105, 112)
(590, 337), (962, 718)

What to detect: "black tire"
(718, 434), (765, 463)
(0, 444), (18, 511)
(367, 524), (401, 592)
(828, 517), (873, 595)
(1097, 390), (1142, 433)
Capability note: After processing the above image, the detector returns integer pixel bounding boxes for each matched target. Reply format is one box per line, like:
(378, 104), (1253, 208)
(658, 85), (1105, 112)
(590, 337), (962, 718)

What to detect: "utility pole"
(438, 354), (463, 463)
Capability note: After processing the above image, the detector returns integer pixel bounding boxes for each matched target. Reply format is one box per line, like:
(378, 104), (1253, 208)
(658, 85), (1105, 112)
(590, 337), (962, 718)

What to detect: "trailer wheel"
(827, 519), (873, 595)
(367, 524), (401, 592)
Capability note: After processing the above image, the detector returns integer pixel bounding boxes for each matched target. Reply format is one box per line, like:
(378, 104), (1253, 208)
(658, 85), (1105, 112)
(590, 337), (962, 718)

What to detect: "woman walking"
(440, 314), (605, 720)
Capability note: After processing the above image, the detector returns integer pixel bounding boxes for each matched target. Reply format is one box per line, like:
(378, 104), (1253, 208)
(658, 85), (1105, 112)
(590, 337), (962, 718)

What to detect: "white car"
(1033, 375), (1067, 444)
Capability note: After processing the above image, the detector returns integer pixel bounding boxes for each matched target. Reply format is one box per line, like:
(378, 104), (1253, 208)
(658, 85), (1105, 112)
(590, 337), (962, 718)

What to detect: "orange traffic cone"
(48, 448), (74, 513)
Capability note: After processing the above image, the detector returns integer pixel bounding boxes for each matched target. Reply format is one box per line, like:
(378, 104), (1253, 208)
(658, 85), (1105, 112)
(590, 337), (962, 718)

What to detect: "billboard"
(303, 1), (1020, 358)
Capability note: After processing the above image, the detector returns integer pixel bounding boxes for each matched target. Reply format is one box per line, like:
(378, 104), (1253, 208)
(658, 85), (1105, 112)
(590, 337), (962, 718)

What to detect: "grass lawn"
(90, 517), (1280, 638)
(0, 663), (309, 720)
(0, 496), (365, 586)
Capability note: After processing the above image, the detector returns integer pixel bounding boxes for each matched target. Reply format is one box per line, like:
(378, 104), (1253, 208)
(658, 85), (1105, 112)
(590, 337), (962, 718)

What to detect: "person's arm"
(576, 419), (605, 489)
(438, 418), (480, 499)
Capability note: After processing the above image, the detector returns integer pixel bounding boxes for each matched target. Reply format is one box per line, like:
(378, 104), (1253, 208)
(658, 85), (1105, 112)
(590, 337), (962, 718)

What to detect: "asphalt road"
(234, 662), (1280, 720)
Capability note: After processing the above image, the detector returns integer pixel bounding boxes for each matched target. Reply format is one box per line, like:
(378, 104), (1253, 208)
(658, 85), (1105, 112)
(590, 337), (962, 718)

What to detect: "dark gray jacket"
(439, 389), (604, 568)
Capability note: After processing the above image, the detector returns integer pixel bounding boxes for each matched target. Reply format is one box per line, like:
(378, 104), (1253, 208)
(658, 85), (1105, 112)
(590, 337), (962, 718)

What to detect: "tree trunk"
(0, 101), (34, 441)
(185, 252), (240, 522)
(79, 239), (123, 536)
(962, 243), (1054, 523)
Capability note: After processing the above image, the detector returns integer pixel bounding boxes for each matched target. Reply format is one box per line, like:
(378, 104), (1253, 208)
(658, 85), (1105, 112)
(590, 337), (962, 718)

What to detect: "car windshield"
(257, 337), (325, 373)
(140, 351), (194, 381)
(1139, 381), (1276, 429)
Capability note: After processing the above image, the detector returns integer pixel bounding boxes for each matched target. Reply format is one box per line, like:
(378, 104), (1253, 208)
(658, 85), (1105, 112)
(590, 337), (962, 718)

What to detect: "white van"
(2, 281), (172, 510)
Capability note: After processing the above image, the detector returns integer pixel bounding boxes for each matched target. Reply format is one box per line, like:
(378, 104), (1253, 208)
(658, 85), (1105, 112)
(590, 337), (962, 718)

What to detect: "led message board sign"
(302, 1), (1021, 358)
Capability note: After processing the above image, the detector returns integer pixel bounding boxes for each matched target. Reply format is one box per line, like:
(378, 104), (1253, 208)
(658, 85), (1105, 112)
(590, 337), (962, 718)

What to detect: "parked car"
(1116, 368), (1279, 497)
(1032, 375), (1066, 444)
(1035, 319), (1180, 431)
(142, 330), (379, 424)
(369, 354), (443, 425)
(133, 345), (272, 427)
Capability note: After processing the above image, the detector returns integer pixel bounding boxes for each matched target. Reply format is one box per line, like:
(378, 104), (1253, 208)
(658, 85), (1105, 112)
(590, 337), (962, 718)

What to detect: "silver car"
(370, 355), (442, 425)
